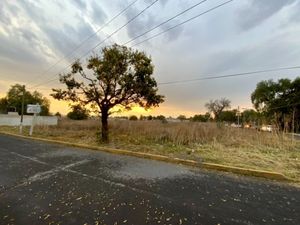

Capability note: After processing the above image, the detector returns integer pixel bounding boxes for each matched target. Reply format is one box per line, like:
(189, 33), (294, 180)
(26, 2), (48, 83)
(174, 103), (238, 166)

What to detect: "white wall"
(0, 115), (58, 126)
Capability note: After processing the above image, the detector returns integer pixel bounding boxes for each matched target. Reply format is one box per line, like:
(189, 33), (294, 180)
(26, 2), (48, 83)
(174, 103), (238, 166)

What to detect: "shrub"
(67, 105), (89, 120)
(129, 115), (138, 121)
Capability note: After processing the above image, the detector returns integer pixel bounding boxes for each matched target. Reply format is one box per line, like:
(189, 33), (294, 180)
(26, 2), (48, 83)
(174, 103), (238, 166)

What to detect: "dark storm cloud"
(18, 28), (38, 43)
(159, 0), (169, 7)
(288, 0), (300, 23)
(0, 0), (104, 66)
(142, 0), (170, 6)
(17, 0), (47, 24)
(0, 2), (49, 65)
(0, 1), (21, 25)
(91, 1), (107, 25)
(238, 0), (296, 30)
(159, 19), (184, 42)
(124, 5), (158, 40)
(72, 0), (107, 25)
(73, 0), (87, 10)
(42, 21), (103, 60)
(0, 2), (11, 24)
(19, 0), (104, 60)
(0, 34), (44, 65)
(2, 33), (58, 71)
(124, 2), (184, 44)
(154, 27), (300, 111)
(1, 0), (300, 114)
(199, 34), (299, 77)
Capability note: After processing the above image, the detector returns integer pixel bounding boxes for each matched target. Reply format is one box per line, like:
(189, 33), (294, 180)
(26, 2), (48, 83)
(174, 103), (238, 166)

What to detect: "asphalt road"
(0, 135), (299, 225)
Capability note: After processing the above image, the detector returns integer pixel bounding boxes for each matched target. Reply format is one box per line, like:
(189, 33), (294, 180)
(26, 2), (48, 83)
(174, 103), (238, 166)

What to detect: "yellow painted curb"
(201, 163), (288, 181)
(0, 131), (292, 182)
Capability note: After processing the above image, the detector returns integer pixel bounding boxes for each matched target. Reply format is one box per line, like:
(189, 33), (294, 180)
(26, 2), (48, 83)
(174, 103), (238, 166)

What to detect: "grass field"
(1, 118), (300, 182)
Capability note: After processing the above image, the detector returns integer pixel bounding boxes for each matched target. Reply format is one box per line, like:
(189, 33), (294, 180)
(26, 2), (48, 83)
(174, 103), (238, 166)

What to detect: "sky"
(1, 0), (300, 117)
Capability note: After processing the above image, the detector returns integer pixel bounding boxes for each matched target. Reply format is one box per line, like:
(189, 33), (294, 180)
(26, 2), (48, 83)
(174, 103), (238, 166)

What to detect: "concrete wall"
(0, 114), (58, 126)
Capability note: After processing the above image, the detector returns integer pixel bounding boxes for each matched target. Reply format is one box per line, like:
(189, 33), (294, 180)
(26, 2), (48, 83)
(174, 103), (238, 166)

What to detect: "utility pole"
(29, 103), (39, 136)
(19, 85), (25, 134)
(237, 106), (240, 127)
(292, 107), (295, 142)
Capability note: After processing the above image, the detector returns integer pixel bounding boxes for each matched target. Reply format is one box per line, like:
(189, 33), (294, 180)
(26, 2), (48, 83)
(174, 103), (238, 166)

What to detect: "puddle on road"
(112, 160), (193, 180)
(35, 147), (200, 181)
(37, 149), (89, 158)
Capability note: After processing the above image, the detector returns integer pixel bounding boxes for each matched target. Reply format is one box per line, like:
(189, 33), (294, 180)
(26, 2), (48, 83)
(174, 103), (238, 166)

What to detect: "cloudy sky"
(1, 0), (300, 116)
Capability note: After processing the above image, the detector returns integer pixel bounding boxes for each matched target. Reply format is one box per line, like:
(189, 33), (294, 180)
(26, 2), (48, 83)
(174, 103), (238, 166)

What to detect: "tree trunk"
(101, 109), (109, 143)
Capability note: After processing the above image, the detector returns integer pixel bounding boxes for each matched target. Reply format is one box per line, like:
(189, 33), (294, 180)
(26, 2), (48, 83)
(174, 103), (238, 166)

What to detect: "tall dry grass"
(40, 118), (297, 150)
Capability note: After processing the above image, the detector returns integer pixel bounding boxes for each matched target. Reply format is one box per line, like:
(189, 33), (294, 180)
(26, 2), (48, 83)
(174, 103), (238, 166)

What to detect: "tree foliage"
(191, 113), (211, 122)
(218, 110), (237, 123)
(0, 98), (9, 114)
(251, 78), (300, 131)
(242, 109), (260, 124)
(67, 104), (89, 120)
(177, 115), (187, 121)
(51, 44), (164, 142)
(155, 115), (167, 122)
(205, 98), (231, 121)
(147, 115), (153, 120)
(55, 112), (62, 117)
(0, 84), (50, 115)
(129, 115), (138, 121)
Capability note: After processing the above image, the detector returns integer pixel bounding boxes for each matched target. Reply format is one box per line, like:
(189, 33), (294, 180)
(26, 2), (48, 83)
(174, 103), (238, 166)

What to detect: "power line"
(30, 78), (59, 89)
(29, 0), (159, 89)
(28, 0), (226, 90)
(30, 0), (139, 84)
(78, 0), (159, 60)
(158, 66), (300, 85)
(122, 0), (208, 45)
(130, 0), (234, 47)
(30, 65), (300, 92)
(31, 0), (298, 90)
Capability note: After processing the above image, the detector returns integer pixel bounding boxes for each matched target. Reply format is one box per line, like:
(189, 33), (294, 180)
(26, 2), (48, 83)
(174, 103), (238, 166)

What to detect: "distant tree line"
(190, 113), (211, 122)
(139, 115), (167, 122)
(61, 75), (300, 134)
(63, 77), (300, 134)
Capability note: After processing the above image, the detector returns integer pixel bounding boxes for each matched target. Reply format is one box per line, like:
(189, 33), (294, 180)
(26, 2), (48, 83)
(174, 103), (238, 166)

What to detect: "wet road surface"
(0, 134), (299, 225)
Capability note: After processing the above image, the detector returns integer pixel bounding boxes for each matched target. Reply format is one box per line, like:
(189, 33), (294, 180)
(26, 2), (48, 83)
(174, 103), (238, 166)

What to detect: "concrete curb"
(0, 131), (292, 182)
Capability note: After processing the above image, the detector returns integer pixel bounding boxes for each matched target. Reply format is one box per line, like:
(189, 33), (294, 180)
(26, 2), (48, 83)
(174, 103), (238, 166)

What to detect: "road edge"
(0, 131), (293, 182)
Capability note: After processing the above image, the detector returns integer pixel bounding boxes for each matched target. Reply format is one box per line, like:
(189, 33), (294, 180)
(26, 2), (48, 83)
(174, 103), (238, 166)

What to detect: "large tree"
(205, 98), (231, 121)
(51, 44), (164, 142)
(251, 78), (300, 131)
(0, 84), (50, 115)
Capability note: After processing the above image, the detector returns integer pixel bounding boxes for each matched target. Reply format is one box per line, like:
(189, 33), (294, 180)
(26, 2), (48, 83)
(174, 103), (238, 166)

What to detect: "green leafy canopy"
(0, 84), (50, 115)
(51, 44), (164, 142)
(51, 44), (164, 114)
